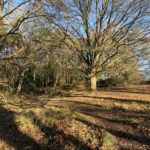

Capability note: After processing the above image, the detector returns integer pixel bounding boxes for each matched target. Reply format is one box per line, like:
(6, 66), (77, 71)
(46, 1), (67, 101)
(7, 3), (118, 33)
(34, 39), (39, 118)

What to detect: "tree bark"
(90, 75), (97, 91)
(16, 68), (28, 93)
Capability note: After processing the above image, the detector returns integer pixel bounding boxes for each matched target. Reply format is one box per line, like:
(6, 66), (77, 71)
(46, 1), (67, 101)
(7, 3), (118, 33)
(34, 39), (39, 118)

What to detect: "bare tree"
(40, 0), (150, 90)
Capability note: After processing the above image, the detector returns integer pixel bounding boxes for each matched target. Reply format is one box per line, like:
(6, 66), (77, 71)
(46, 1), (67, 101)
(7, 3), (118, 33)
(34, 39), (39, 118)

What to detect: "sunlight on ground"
(0, 86), (150, 150)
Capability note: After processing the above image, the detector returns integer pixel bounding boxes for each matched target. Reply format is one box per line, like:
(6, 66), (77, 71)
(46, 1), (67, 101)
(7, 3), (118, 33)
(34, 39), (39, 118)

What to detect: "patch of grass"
(102, 132), (117, 150)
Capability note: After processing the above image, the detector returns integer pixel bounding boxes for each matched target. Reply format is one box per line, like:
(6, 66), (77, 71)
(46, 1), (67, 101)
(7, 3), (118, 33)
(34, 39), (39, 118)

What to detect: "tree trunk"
(16, 68), (28, 93)
(54, 73), (58, 88)
(33, 72), (36, 83)
(90, 75), (97, 91)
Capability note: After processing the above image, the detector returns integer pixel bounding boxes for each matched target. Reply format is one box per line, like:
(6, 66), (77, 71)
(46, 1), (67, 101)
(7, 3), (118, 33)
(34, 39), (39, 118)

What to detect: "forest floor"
(0, 85), (150, 150)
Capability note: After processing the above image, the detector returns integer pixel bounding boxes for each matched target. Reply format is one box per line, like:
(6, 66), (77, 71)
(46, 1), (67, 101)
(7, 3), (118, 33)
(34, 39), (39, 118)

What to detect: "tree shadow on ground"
(0, 105), (45, 150)
(28, 112), (91, 150)
(48, 100), (150, 119)
(99, 87), (150, 94)
(48, 100), (150, 149)
(76, 112), (150, 146)
(0, 105), (91, 150)
(1, 94), (49, 109)
(75, 118), (150, 150)
(58, 94), (150, 105)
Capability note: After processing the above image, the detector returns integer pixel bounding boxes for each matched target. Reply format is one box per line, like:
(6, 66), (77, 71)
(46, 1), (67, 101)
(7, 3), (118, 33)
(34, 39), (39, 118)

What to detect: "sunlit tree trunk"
(90, 75), (97, 91)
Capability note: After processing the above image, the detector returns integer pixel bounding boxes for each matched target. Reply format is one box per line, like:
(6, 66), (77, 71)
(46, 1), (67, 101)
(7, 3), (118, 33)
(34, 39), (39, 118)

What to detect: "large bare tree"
(40, 0), (150, 90)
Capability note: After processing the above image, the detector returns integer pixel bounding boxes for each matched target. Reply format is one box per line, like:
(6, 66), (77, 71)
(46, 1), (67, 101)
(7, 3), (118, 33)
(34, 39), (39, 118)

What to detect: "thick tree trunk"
(90, 75), (97, 91)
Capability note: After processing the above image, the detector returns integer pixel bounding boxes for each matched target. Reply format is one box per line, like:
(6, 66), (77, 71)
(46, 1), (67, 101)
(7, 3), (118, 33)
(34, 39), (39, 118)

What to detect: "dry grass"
(0, 85), (149, 150)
